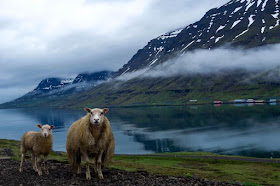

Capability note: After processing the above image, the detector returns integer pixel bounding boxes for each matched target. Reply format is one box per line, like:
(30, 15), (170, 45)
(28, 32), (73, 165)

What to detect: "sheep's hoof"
(19, 168), (23, 172)
(45, 171), (49, 175)
(86, 173), (91, 180)
(98, 174), (104, 179)
(38, 171), (42, 176)
(33, 167), (38, 172)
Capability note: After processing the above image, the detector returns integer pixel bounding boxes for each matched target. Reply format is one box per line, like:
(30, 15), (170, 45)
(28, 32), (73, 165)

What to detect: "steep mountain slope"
(56, 69), (280, 108)
(115, 0), (280, 76)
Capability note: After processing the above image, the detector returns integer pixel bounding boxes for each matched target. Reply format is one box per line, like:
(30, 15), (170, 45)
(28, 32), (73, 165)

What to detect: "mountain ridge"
(6, 70), (113, 106)
(115, 0), (280, 76)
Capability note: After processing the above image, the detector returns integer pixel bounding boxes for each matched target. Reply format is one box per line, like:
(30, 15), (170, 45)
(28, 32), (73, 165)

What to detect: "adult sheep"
(66, 107), (115, 180)
(19, 124), (55, 176)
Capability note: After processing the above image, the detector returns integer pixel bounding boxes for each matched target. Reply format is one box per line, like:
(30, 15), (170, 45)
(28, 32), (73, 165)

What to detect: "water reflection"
(0, 104), (280, 158)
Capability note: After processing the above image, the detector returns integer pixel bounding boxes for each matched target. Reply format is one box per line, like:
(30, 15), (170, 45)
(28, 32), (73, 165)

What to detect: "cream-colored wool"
(19, 124), (54, 176)
(66, 108), (115, 180)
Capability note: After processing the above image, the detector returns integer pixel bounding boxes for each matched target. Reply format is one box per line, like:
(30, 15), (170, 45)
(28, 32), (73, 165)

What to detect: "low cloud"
(117, 44), (280, 81)
(0, 0), (229, 103)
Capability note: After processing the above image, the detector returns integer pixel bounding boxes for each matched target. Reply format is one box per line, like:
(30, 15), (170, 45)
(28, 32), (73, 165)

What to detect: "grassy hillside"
(1, 68), (280, 108)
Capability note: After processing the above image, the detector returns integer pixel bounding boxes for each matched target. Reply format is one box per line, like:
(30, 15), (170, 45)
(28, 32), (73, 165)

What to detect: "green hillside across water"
(1, 68), (280, 108)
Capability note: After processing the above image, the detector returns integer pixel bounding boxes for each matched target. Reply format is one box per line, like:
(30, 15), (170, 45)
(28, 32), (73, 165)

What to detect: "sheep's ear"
(50, 125), (55, 130)
(84, 107), (91, 113)
(103, 108), (109, 114)
(37, 124), (42, 128)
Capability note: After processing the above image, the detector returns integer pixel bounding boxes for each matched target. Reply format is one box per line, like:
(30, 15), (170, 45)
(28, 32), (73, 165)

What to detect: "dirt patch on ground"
(0, 159), (242, 186)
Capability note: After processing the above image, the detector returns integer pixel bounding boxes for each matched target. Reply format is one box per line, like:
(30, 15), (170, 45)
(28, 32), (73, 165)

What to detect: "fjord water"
(0, 104), (280, 158)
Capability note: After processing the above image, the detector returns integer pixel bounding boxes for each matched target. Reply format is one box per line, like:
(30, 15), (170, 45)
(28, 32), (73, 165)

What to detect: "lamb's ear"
(84, 107), (91, 113)
(37, 124), (42, 128)
(50, 125), (55, 130)
(103, 108), (109, 114)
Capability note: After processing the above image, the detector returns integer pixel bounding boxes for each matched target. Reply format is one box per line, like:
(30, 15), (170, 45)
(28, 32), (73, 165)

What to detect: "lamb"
(19, 124), (55, 176)
(66, 107), (115, 180)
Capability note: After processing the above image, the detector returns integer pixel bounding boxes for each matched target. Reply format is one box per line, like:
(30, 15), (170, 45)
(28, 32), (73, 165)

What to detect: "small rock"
(0, 149), (14, 157)
(193, 173), (200, 179)
(168, 176), (178, 180)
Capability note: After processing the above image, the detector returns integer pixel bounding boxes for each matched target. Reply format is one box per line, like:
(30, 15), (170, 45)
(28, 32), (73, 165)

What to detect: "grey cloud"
(117, 44), (280, 81)
(0, 0), (229, 103)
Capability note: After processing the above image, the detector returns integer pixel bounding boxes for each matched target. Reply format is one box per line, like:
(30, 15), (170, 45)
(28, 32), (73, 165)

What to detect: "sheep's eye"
(91, 112), (93, 114)
(100, 112), (103, 115)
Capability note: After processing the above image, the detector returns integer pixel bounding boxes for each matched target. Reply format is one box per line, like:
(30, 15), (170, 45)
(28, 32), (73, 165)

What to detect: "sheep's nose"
(94, 118), (99, 121)
(44, 133), (47, 137)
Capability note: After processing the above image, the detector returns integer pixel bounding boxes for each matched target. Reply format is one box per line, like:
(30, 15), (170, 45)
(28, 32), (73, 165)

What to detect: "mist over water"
(0, 104), (280, 158)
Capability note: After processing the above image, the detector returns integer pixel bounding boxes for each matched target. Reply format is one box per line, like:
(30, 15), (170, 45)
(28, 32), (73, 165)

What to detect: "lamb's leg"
(36, 156), (42, 176)
(19, 153), (25, 172)
(83, 153), (91, 180)
(44, 155), (49, 175)
(32, 154), (38, 172)
(97, 150), (104, 179)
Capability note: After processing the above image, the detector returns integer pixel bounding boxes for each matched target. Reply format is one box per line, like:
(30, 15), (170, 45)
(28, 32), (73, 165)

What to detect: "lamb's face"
(37, 124), (55, 138)
(84, 107), (109, 125)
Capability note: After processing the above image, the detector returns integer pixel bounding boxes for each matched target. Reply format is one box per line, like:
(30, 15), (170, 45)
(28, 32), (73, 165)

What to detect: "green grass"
(1, 139), (280, 185)
(112, 155), (280, 185)
(0, 138), (67, 162)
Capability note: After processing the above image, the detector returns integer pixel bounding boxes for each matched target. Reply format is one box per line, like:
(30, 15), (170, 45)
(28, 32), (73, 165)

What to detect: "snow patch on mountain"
(180, 41), (195, 52)
(231, 20), (242, 29)
(234, 29), (249, 39)
(232, 6), (243, 14)
(248, 15), (255, 27)
(215, 35), (224, 43)
(261, 26), (266, 33)
(261, 0), (269, 11)
(245, 1), (255, 11)
(158, 29), (183, 40)
(216, 25), (226, 33)
(257, 0), (262, 7)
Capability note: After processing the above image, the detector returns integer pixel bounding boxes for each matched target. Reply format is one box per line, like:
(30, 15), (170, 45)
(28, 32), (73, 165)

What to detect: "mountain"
(115, 0), (280, 76)
(73, 71), (113, 84)
(2, 71), (113, 107)
(1, 0), (280, 108)
(31, 78), (74, 94)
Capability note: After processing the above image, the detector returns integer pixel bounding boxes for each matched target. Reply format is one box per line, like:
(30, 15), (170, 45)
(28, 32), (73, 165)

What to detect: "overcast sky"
(0, 0), (229, 103)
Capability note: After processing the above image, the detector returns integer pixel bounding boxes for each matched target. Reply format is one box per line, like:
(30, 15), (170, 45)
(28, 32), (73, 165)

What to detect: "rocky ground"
(0, 159), (243, 186)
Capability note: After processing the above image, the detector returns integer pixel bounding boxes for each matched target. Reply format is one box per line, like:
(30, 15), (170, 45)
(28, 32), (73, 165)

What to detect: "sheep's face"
(85, 107), (109, 125)
(37, 124), (55, 138)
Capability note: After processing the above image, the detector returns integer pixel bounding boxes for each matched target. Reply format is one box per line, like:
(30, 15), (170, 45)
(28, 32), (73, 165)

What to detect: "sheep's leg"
(19, 153), (25, 172)
(36, 156), (42, 176)
(77, 155), (81, 175)
(83, 153), (91, 180)
(94, 158), (98, 173)
(97, 150), (104, 179)
(77, 164), (81, 175)
(44, 155), (49, 175)
(32, 154), (38, 172)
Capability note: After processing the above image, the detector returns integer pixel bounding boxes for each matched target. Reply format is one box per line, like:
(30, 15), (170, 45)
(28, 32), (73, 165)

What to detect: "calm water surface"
(0, 104), (280, 158)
